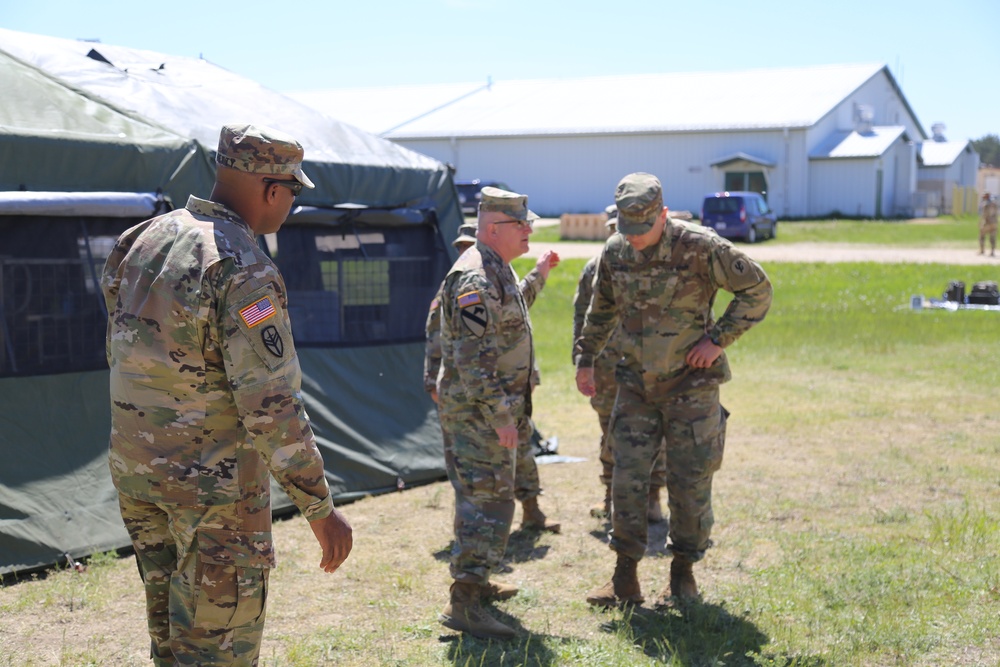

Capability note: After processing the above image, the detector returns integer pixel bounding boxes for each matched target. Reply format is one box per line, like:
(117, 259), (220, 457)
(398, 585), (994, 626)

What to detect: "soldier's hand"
(686, 336), (723, 369)
(495, 424), (518, 449)
(576, 367), (596, 397)
(536, 250), (561, 279)
(309, 508), (353, 573)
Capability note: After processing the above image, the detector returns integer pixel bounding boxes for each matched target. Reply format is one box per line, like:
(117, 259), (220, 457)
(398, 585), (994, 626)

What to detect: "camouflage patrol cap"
(479, 186), (529, 221)
(216, 123), (315, 189)
(453, 222), (478, 247)
(615, 172), (663, 235)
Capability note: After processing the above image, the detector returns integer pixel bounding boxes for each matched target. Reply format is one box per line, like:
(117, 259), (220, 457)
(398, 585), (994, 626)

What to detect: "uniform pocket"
(193, 528), (274, 629)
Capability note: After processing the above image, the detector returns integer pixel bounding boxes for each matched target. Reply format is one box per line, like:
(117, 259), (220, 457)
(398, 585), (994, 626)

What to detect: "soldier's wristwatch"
(709, 334), (722, 347)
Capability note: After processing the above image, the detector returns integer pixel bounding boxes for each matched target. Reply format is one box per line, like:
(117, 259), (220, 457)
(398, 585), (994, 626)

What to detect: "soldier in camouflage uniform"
(436, 187), (552, 639)
(575, 173), (771, 609)
(573, 204), (667, 523)
(426, 219), (561, 533)
(979, 193), (998, 256)
(103, 124), (353, 666)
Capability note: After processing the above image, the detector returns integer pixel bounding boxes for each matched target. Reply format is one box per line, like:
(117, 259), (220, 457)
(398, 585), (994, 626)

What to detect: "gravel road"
(525, 240), (999, 266)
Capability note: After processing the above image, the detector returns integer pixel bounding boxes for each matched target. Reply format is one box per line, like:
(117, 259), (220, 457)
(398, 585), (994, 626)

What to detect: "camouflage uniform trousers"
(441, 408), (528, 584)
(118, 492), (272, 667)
(608, 384), (727, 563)
(593, 362), (667, 490)
(514, 416), (542, 501)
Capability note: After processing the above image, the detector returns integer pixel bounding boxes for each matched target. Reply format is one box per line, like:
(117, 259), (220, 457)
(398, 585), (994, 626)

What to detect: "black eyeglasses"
(494, 218), (533, 230)
(263, 178), (303, 197)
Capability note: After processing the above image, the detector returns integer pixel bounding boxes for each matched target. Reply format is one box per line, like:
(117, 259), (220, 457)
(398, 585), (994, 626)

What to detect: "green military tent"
(0, 29), (462, 576)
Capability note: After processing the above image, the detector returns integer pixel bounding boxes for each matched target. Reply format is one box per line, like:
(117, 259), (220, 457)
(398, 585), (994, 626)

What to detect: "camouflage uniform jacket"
(437, 241), (538, 430)
(572, 255), (623, 377)
(575, 220), (772, 395)
(426, 263), (546, 394)
(102, 196), (334, 521)
(981, 199), (998, 230)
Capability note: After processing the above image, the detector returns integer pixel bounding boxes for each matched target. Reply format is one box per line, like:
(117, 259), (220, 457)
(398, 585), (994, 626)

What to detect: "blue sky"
(4, 0), (998, 141)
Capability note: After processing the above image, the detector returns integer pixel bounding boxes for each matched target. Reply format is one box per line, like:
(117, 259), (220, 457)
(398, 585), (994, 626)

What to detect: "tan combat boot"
(647, 487), (664, 523)
(654, 556), (700, 607)
(521, 496), (561, 533)
(590, 485), (612, 518)
(481, 580), (519, 601)
(585, 553), (644, 608)
(440, 582), (516, 640)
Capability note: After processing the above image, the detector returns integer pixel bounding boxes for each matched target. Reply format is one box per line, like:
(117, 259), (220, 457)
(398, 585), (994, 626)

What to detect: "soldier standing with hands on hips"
(103, 124), (352, 666)
(436, 187), (557, 639)
(575, 173), (771, 609)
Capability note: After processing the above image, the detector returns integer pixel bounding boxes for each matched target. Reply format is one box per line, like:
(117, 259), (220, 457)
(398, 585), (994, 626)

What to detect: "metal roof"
(290, 63), (891, 139)
(810, 126), (908, 159)
(919, 140), (971, 166)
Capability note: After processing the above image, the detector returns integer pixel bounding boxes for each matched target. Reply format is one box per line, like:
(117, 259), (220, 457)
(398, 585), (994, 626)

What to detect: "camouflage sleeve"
(572, 258), (597, 361)
(443, 271), (516, 431)
(575, 250), (620, 368)
(706, 239), (773, 347)
(518, 266), (546, 309)
(423, 287), (443, 393)
(214, 261), (334, 522)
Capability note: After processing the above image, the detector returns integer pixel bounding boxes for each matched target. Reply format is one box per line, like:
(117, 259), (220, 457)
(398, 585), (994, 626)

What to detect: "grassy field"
(2, 240), (999, 665)
(530, 214), (980, 247)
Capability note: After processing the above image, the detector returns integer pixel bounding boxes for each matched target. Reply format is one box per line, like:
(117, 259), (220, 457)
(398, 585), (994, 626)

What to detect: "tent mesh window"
(0, 217), (135, 378)
(272, 217), (445, 347)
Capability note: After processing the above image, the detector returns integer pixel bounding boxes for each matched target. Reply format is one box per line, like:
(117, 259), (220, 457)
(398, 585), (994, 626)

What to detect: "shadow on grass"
(441, 602), (559, 667)
(600, 602), (826, 666)
(587, 518), (672, 558)
(432, 530), (552, 569)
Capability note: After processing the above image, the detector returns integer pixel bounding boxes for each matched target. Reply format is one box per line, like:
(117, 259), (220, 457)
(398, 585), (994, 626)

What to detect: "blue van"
(700, 191), (777, 243)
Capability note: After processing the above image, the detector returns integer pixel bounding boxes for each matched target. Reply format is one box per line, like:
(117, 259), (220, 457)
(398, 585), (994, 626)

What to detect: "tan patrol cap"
(615, 172), (663, 235)
(479, 186), (529, 221)
(216, 123), (315, 189)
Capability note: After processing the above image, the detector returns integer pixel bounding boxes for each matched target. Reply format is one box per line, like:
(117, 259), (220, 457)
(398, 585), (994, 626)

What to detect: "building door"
(724, 171), (768, 201)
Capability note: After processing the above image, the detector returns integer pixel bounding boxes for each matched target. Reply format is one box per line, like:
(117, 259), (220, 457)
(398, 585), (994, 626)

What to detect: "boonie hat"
(216, 123), (315, 189)
(453, 223), (478, 247)
(604, 203), (618, 227)
(615, 173), (663, 235)
(479, 186), (529, 221)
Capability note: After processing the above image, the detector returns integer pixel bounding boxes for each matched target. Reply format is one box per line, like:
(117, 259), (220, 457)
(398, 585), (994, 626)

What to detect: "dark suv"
(700, 191), (777, 243)
(456, 179), (511, 216)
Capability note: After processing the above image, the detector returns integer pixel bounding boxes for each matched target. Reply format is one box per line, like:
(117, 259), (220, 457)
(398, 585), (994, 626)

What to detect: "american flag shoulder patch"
(457, 291), (482, 308)
(239, 296), (277, 328)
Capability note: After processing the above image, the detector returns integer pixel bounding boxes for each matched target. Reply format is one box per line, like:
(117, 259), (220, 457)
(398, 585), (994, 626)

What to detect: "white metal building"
(293, 64), (978, 218)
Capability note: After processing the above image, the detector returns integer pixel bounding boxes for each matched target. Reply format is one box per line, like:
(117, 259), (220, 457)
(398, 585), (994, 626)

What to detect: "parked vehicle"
(700, 191), (777, 243)
(456, 179), (511, 215)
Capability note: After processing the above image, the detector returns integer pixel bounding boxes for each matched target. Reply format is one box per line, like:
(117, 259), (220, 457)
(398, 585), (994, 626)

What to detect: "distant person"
(572, 204), (666, 522)
(575, 173), (771, 609)
(102, 124), (352, 665)
(425, 219), (561, 533)
(436, 187), (552, 639)
(979, 193), (998, 257)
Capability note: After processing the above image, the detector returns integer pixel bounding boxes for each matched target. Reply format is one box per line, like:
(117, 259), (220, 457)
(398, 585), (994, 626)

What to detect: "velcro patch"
(239, 296), (276, 328)
(458, 291), (482, 308)
(460, 299), (488, 338)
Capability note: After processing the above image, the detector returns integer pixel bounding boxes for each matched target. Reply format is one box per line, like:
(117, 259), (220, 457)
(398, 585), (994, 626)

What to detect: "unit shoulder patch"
(457, 290), (488, 338)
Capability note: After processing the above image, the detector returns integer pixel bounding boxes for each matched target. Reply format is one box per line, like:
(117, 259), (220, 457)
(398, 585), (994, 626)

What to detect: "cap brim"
(616, 217), (655, 236)
(292, 165), (315, 189)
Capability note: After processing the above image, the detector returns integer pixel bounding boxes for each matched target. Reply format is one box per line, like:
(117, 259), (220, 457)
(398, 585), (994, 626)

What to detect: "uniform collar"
(185, 195), (254, 238)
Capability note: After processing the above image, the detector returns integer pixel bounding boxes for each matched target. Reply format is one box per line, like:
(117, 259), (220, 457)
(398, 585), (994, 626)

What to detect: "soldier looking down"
(575, 173), (772, 609)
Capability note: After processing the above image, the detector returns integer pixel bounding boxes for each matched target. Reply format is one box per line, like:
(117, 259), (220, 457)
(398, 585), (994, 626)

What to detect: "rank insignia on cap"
(458, 291), (487, 338)
(239, 296), (276, 328)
